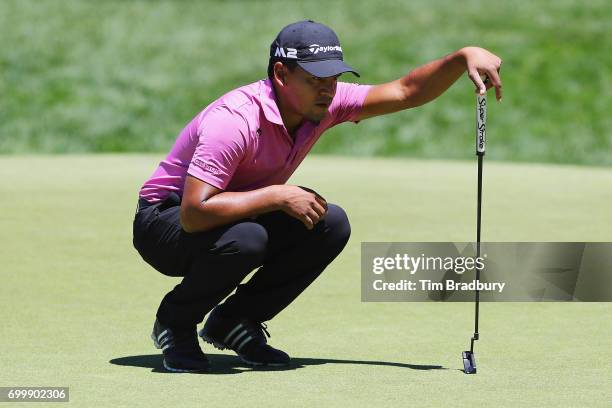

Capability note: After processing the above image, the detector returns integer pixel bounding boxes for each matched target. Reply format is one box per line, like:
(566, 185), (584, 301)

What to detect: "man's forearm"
(180, 185), (282, 233)
(400, 48), (467, 108)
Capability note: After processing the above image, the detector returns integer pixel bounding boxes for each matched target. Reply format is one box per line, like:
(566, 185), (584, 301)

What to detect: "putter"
(462, 92), (486, 374)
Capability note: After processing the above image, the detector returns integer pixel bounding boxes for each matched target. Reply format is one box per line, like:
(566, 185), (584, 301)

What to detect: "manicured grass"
(0, 154), (610, 407)
(1, 0), (611, 166)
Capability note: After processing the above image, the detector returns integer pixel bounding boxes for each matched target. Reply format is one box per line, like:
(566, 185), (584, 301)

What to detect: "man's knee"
(211, 221), (269, 266)
(322, 203), (351, 245)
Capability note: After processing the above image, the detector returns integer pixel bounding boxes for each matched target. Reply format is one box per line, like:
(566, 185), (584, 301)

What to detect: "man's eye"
(306, 76), (337, 86)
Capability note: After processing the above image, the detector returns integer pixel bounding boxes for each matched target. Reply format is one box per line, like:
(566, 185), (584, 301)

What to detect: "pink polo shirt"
(138, 78), (372, 203)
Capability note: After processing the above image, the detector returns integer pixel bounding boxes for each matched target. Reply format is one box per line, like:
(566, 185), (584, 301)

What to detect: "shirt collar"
(260, 78), (285, 126)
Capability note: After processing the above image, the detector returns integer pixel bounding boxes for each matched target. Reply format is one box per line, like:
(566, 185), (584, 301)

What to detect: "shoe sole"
(199, 331), (227, 351)
(239, 356), (290, 367)
(151, 332), (208, 373)
(162, 359), (208, 373)
(200, 331), (289, 367)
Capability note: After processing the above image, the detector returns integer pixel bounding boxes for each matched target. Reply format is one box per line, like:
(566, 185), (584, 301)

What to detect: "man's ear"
(274, 62), (286, 85)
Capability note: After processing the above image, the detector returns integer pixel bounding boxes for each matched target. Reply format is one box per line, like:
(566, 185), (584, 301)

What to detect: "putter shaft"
(471, 94), (486, 352)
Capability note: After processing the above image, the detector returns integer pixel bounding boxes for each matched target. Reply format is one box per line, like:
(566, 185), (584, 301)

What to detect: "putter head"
(462, 351), (477, 374)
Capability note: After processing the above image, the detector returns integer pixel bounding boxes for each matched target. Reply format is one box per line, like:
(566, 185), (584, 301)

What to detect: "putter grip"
(476, 94), (486, 155)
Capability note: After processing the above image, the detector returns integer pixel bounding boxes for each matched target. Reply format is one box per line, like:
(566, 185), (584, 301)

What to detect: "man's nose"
(319, 80), (336, 96)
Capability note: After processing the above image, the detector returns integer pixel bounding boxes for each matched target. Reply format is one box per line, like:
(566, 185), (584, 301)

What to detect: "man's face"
(278, 64), (340, 122)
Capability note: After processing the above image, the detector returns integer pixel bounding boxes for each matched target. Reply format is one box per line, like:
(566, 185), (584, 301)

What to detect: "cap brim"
(297, 59), (360, 78)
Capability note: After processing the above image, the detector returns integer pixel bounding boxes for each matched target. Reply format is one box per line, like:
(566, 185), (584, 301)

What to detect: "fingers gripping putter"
(462, 93), (486, 374)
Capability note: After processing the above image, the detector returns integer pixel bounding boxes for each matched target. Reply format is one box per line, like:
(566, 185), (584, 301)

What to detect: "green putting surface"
(1, 154), (610, 407)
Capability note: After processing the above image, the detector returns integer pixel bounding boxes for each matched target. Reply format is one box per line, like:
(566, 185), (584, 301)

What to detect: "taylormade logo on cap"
(308, 44), (343, 54)
(269, 20), (360, 78)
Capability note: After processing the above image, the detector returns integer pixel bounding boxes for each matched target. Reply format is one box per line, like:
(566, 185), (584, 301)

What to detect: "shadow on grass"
(110, 353), (447, 375)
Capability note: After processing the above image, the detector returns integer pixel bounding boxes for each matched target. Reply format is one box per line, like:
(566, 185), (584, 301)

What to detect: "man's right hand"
(276, 185), (328, 230)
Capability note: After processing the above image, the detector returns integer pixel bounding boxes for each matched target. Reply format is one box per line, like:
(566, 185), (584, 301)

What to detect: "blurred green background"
(1, 0), (610, 165)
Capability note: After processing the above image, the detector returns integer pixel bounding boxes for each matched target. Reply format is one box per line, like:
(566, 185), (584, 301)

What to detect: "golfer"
(132, 19), (503, 372)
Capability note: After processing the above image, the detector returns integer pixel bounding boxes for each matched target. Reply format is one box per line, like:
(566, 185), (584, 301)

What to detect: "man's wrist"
(265, 185), (285, 212)
(455, 47), (469, 67)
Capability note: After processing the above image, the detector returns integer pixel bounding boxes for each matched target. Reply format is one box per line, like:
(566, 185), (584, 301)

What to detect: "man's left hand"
(460, 46), (503, 101)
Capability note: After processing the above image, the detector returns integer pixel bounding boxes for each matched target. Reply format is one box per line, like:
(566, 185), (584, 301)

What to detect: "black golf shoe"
(151, 318), (209, 373)
(199, 307), (290, 367)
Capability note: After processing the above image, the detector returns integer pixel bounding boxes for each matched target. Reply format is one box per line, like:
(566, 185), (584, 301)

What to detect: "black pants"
(132, 191), (351, 328)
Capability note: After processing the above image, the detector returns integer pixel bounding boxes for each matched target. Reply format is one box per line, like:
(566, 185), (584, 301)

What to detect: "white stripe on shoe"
(236, 336), (254, 353)
(159, 337), (174, 349)
(157, 329), (169, 341)
(229, 330), (248, 348)
(223, 323), (244, 344)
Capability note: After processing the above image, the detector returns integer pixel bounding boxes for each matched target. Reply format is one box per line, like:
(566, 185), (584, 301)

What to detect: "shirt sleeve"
(327, 81), (373, 126)
(187, 105), (247, 190)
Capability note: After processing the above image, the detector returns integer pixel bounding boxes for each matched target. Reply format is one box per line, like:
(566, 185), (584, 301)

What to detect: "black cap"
(270, 20), (360, 78)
